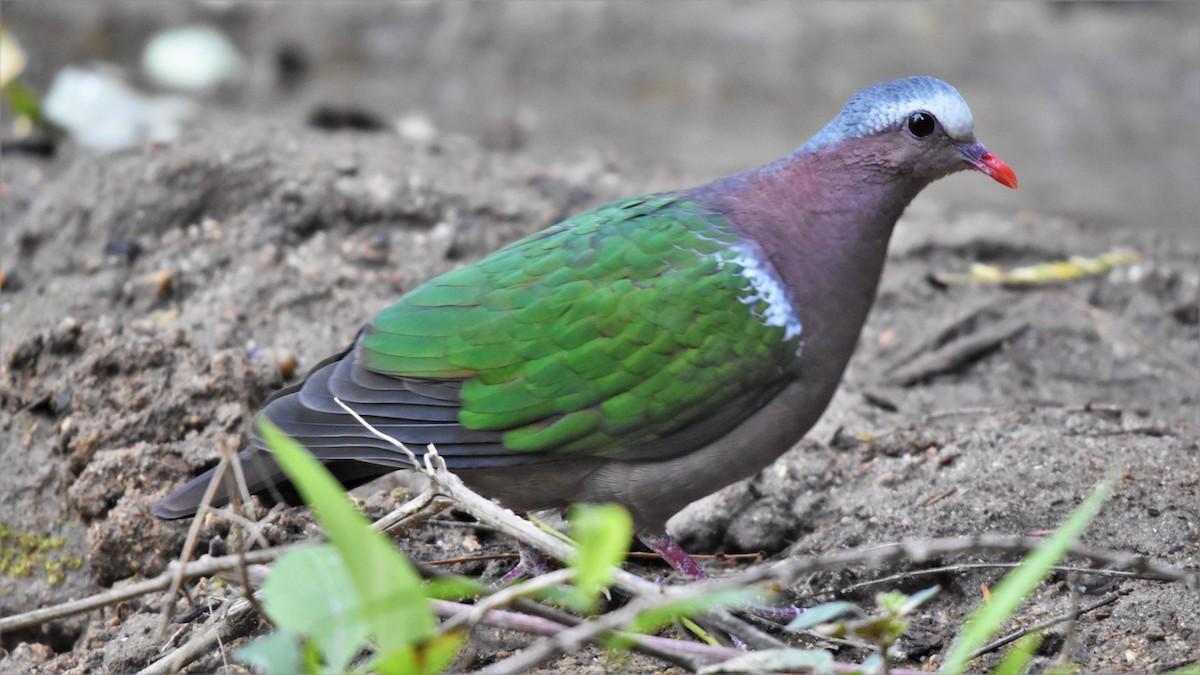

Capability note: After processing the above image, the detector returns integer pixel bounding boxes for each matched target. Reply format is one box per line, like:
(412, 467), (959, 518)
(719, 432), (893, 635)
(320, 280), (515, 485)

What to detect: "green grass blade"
(943, 477), (1113, 674)
(991, 630), (1043, 675)
(259, 419), (437, 653)
(623, 587), (763, 637)
(236, 630), (307, 675)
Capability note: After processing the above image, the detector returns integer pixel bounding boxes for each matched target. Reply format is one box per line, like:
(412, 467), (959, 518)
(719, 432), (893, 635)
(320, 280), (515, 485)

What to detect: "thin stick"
(0, 546), (298, 633)
(838, 562), (1173, 594)
(157, 456), (231, 637)
(887, 317), (1029, 386)
(373, 490), (452, 535)
(430, 598), (726, 670)
(968, 591), (1122, 659)
(797, 536), (1195, 587)
(140, 596), (259, 675)
(333, 397), (422, 469)
(441, 568), (574, 632)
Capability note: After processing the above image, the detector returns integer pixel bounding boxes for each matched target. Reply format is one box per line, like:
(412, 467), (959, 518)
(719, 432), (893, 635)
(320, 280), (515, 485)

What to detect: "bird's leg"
(497, 540), (556, 585)
(640, 533), (802, 622)
(641, 533), (708, 580)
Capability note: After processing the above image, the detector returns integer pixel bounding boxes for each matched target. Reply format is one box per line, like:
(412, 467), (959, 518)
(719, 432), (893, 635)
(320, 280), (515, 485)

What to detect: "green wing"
(361, 196), (802, 455)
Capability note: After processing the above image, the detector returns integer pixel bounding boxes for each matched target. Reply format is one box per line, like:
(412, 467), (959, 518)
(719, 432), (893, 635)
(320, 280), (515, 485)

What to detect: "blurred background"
(3, 1), (1197, 237)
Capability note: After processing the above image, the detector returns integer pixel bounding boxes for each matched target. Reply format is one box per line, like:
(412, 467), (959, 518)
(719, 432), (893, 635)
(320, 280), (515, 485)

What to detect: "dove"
(155, 76), (1016, 578)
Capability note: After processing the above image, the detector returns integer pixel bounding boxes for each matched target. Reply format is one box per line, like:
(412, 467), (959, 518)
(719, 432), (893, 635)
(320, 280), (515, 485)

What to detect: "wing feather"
(359, 195), (803, 458)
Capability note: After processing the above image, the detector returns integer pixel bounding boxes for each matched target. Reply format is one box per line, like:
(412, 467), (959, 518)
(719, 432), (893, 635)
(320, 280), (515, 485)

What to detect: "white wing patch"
(725, 242), (803, 342)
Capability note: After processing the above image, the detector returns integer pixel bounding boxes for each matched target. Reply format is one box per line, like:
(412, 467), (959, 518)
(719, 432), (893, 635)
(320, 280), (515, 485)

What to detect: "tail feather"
(153, 338), (560, 520)
(151, 446), (405, 519)
(152, 448), (289, 519)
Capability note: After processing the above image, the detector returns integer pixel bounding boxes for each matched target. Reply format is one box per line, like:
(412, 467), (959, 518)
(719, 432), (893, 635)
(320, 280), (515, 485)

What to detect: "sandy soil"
(0, 112), (1196, 673)
(7, 2), (1198, 239)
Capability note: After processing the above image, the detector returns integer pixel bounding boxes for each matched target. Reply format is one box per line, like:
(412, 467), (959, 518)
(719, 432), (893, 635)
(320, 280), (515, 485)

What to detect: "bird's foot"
(642, 533), (708, 580)
(641, 533), (802, 622)
(497, 540), (556, 585)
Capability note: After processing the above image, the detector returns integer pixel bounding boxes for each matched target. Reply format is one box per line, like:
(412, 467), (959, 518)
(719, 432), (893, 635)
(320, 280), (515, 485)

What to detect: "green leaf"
(846, 587), (939, 647)
(698, 648), (835, 674)
(620, 587), (763, 640)
(3, 80), (43, 122)
(933, 248), (1141, 286)
(943, 477), (1114, 674)
(423, 575), (486, 601)
(843, 612), (906, 648)
(530, 584), (580, 609)
(261, 545), (370, 672)
(237, 629), (307, 675)
(896, 585), (940, 614)
(566, 504), (632, 611)
(680, 616), (721, 647)
(860, 654), (883, 672)
(787, 601), (861, 630)
(258, 420), (438, 653)
(992, 631), (1044, 675)
(367, 631), (466, 675)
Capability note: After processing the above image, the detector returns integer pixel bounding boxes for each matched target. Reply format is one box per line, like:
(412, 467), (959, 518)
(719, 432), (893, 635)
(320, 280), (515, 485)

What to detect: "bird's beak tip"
(977, 151), (1018, 190)
(960, 142), (1018, 190)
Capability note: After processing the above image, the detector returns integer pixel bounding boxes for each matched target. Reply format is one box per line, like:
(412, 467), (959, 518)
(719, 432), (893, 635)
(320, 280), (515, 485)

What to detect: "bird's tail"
(151, 446), (395, 519)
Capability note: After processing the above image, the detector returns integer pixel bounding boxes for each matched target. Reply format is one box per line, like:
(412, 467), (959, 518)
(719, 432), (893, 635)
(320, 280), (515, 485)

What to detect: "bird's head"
(801, 76), (1017, 189)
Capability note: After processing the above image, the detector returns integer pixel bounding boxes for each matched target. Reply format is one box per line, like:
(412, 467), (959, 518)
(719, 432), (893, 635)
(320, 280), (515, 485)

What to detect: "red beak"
(958, 142), (1018, 189)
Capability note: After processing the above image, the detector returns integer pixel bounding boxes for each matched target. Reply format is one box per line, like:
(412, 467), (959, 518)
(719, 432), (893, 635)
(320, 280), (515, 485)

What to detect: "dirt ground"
(1, 3), (1198, 673)
(1, 110), (1197, 672)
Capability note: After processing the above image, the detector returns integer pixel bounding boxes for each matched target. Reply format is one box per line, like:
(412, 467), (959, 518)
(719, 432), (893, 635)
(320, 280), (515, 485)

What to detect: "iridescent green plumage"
(362, 196), (802, 455)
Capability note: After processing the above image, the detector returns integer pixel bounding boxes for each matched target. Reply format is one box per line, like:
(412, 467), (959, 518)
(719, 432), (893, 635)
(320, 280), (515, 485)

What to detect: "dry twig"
(887, 316), (1029, 386)
(969, 590), (1124, 659)
(0, 547), (298, 634)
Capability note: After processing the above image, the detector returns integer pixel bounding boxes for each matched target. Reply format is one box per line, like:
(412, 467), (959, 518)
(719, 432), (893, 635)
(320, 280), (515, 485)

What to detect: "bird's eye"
(906, 112), (936, 138)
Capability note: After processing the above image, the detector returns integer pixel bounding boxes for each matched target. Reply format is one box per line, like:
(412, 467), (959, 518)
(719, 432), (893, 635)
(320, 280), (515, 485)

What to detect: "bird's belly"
(448, 370), (841, 535)
(580, 378), (835, 534)
(453, 458), (609, 514)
